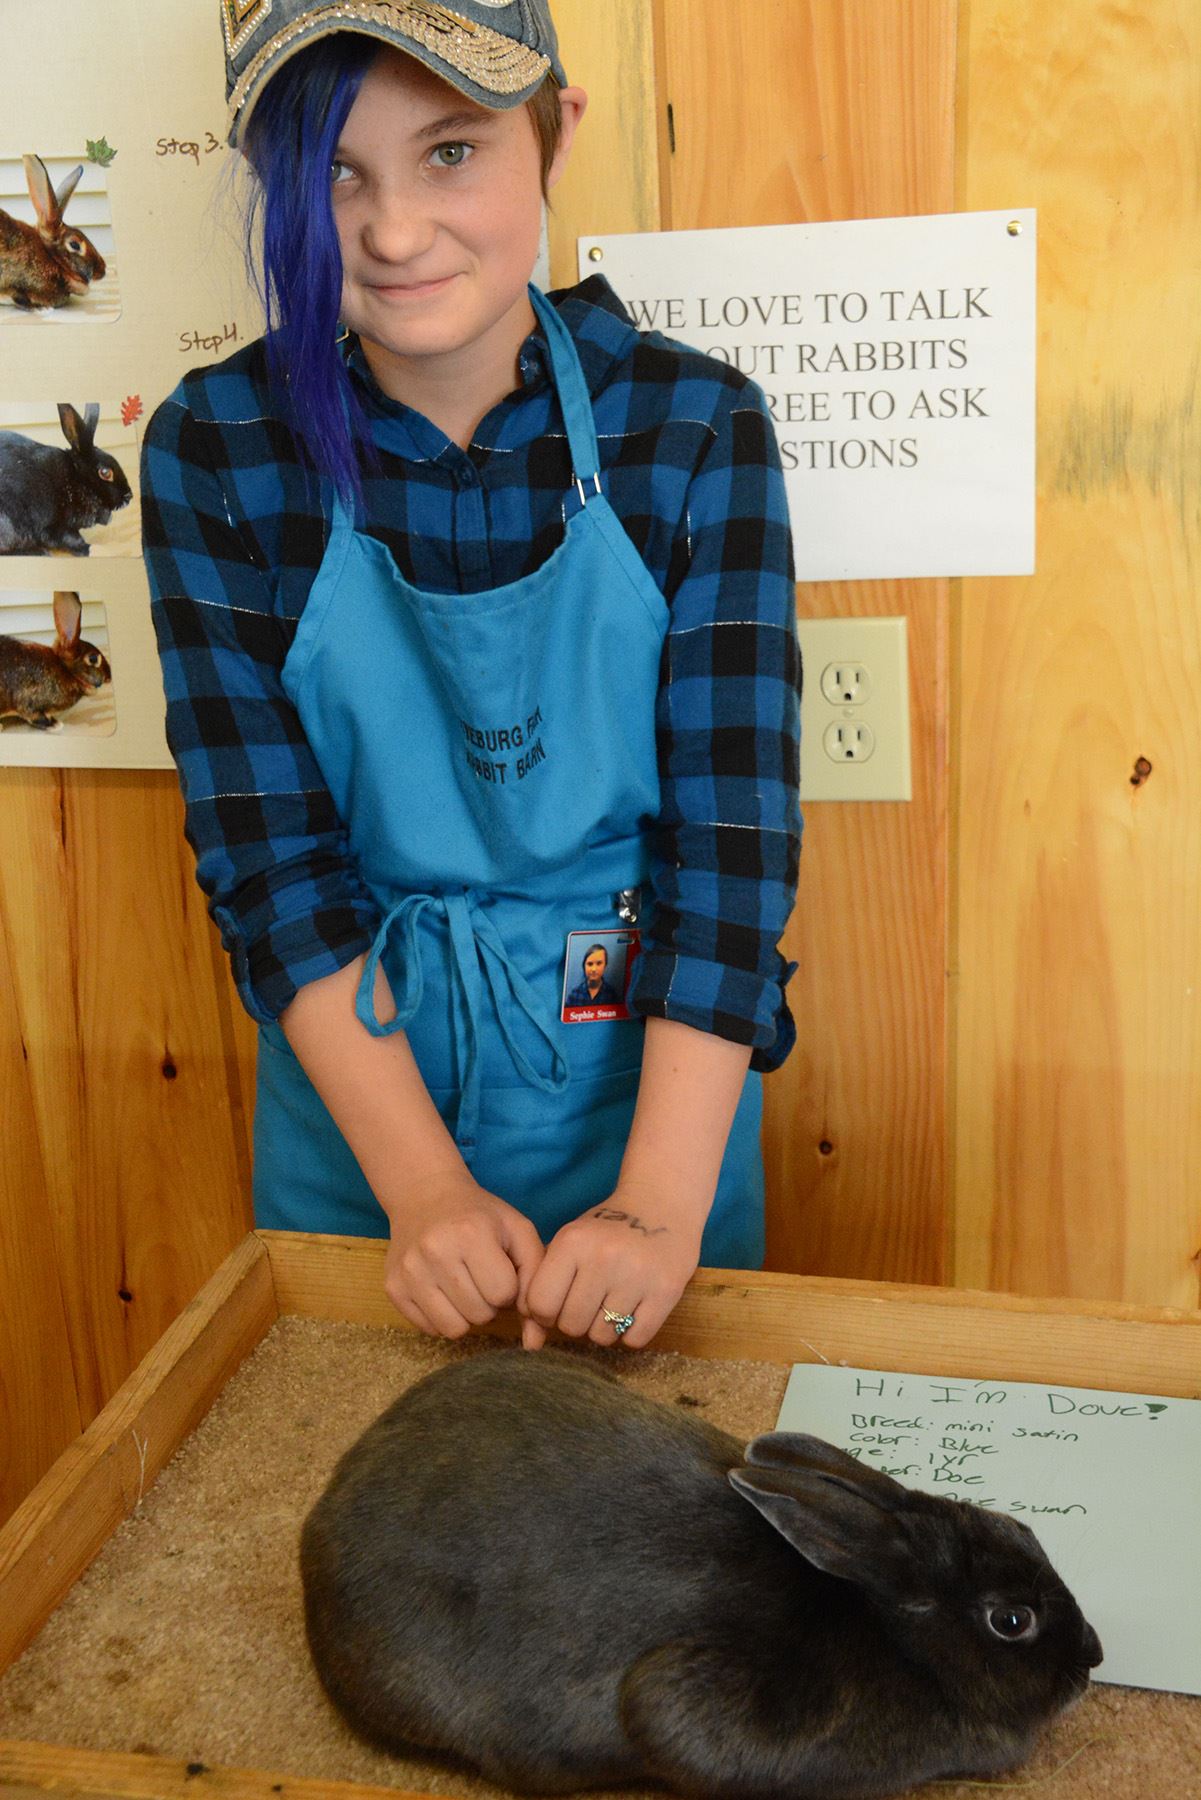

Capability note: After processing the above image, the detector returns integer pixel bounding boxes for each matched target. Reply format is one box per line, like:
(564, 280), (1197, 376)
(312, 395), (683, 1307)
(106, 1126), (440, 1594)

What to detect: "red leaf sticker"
(121, 394), (143, 427)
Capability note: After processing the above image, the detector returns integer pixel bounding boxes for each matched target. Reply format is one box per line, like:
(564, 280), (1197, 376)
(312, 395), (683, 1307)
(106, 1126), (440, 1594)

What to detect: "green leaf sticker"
(86, 137), (117, 167)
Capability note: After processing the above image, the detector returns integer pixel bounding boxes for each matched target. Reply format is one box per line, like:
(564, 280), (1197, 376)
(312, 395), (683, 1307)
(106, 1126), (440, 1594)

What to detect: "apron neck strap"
(329, 288), (602, 530)
(528, 284), (602, 487)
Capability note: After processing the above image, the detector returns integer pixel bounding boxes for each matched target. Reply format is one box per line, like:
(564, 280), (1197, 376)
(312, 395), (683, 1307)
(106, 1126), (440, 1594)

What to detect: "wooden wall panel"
(0, 767), (253, 1520)
(0, 823), (82, 1524)
(654, 0), (957, 1282)
(658, 0), (957, 228)
(955, 0), (1201, 1306)
(548, 0), (661, 273)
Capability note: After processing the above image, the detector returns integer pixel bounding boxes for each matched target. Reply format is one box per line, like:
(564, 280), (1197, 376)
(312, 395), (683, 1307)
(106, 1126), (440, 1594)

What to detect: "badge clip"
(616, 886), (641, 926)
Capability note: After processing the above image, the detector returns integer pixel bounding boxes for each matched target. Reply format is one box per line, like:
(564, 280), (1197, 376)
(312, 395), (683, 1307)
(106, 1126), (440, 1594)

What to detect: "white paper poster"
(775, 1362), (1201, 1695)
(579, 211), (1037, 582)
(0, 0), (261, 767)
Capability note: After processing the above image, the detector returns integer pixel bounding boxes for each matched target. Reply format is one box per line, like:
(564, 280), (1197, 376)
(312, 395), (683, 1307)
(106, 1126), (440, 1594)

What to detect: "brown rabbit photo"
(0, 152), (118, 322)
(0, 590), (114, 735)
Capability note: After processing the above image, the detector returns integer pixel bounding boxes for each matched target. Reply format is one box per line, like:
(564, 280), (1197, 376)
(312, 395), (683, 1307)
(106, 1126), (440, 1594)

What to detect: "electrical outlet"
(823, 720), (876, 762)
(797, 617), (911, 801)
(820, 662), (872, 706)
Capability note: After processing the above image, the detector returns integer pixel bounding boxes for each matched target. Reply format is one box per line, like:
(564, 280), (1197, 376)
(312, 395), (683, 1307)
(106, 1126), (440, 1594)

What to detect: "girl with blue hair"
(143, 0), (800, 1352)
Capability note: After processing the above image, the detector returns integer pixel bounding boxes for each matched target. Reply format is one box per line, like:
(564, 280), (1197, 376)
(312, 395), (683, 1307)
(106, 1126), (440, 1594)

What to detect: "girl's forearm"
(616, 1016), (753, 1226)
(282, 975), (752, 1234)
(279, 955), (466, 1217)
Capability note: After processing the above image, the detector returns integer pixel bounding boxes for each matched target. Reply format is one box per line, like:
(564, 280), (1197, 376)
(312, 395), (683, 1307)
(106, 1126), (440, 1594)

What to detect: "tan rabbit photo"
(0, 590), (113, 731)
(0, 154), (107, 311)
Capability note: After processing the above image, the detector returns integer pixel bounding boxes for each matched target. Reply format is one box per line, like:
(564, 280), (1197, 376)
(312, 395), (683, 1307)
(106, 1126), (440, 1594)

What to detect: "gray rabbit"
(301, 1349), (1102, 1799)
(0, 404), (131, 554)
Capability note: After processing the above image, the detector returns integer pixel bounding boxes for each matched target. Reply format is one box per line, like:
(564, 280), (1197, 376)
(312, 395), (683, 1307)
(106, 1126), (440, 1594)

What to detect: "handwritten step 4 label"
(775, 1364), (1201, 1697)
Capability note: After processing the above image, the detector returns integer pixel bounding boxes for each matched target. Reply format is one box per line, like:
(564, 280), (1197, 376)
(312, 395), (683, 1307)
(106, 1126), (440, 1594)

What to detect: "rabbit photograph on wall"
(0, 152), (118, 323)
(0, 402), (137, 557)
(0, 588), (114, 740)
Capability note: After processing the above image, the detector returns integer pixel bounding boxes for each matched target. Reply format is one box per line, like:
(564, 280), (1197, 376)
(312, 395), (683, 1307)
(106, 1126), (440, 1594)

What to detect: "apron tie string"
(355, 890), (569, 1150)
(355, 894), (436, 1035)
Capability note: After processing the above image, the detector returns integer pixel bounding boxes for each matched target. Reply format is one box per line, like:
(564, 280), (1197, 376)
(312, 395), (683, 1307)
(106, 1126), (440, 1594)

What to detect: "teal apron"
(253, 286), (765, 1268)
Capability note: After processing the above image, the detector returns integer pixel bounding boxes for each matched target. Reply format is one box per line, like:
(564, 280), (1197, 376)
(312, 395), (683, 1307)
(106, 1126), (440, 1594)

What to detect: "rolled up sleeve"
(630, 379), (802, 1072)
(141, 388), (378, 1023)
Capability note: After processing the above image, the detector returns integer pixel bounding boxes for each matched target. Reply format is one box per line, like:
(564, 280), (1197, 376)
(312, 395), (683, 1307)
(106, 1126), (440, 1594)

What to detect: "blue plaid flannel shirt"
(141, 277), (801, 1070)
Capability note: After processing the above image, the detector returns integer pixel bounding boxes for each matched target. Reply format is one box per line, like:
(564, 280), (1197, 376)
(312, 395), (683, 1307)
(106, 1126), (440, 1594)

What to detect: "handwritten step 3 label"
(775, 1363), (1201, 1696)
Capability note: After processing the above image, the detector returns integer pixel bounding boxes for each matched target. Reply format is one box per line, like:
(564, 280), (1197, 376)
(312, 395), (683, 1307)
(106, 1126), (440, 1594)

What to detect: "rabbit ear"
(57, 404), (96, 451)
(729, 1463), (913, 1593)
(54, 166), (83, 211)
(23, 155), (60, 233)
(52, 592), (82, 648)
(746, 1432), (910, 1507)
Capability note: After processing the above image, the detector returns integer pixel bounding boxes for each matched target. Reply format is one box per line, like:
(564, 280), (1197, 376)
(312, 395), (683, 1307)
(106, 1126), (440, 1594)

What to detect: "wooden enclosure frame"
(1, 1232), (1198, 1799)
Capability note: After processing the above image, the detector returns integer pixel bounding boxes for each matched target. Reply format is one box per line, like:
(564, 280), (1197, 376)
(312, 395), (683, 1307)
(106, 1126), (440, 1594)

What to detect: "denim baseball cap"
(223, 0), (567, 146)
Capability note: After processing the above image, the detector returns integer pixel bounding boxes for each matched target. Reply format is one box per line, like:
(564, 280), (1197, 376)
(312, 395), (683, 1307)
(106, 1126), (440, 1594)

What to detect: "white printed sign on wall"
(579, 211), (1037, 583)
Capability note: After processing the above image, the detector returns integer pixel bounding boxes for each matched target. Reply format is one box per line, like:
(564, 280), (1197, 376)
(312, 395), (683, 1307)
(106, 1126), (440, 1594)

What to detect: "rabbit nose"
(1082, 1623), (1103, 1668)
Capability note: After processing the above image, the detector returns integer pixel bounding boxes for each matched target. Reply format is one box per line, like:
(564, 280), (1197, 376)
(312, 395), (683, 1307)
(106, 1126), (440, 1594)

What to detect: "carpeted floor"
(0, 1318), (1196, 1797)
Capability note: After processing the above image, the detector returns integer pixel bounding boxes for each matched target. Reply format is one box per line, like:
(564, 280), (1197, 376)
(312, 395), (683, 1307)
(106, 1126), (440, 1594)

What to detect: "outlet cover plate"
(798, 616), (912, 801)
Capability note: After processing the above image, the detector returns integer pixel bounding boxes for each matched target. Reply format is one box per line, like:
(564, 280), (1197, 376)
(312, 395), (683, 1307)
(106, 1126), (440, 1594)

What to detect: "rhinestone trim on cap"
(227, 1), (551, 141)
(223, 0), (273, 58)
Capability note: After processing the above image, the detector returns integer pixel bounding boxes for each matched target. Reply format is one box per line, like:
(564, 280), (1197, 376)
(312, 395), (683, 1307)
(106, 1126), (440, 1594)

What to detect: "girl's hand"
(383, 1174), (546, 1338)
(521, 1183), (703, 1351)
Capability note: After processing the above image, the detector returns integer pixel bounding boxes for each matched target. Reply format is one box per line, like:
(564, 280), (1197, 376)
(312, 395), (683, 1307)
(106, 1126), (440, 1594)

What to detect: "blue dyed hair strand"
(242, 36), (379, 508)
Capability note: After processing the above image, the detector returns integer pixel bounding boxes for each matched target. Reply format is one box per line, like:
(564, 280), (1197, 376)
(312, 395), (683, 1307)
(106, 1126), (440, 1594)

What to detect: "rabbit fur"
(0, 155), (106, 310)
(0, 403), (131, 555)
(0, 591), (111, 728)
(301, 1348), (1103, 1800)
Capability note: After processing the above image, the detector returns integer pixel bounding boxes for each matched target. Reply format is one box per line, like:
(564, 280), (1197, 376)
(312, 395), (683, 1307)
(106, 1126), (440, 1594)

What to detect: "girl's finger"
(403, 1242), (494, 1328)
(443, 1261), (504, 1326)
(613, 1290), (672, 1350)
(450, 1233), (524, 1317)
(500, 1210), (548, 1316)
(409, 1282), (475, 1340)
(525, 1244), (579, 1331)
(554, 1266), (609, 1340)
(521, 1316), (549, 1351)
(588, 1292), (644, 1348)
(385, 1284), (437, 1336)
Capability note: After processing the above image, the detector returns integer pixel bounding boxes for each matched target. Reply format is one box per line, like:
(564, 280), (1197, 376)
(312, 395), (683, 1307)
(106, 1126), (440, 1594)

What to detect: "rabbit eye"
(98, 465), (115, 482)
(67, 236), (85, 252)
(987, 1604), (1037, 1641)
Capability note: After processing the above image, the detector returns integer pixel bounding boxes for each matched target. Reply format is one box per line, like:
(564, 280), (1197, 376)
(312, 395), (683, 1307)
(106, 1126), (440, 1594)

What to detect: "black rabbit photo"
(301, 1349), (1103, 1800)
(0, 402), (134, 555)
(0, 153), (108, 313)
(0, 589), (113, 732)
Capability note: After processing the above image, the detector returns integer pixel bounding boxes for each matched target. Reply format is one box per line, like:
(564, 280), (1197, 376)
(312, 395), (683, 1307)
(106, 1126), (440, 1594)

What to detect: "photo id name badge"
(561, 928), (641, 1023)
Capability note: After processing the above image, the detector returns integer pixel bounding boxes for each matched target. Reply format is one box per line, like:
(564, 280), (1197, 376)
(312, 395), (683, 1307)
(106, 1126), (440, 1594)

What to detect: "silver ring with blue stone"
(602, 1308), (636, 1336)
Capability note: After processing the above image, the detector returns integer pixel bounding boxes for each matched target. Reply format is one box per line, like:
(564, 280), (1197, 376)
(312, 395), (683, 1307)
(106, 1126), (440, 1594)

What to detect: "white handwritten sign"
(579, 211), (1036, 581)
(775, 1363), (1201, 1694)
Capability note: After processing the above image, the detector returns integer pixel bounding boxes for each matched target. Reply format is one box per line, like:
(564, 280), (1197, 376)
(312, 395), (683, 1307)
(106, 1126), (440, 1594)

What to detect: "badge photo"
(561, 928), (640, 1023)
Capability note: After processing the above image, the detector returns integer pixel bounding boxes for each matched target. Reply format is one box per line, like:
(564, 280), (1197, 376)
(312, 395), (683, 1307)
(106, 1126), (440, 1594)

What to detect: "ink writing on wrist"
(592, 1206), (668, 1237)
